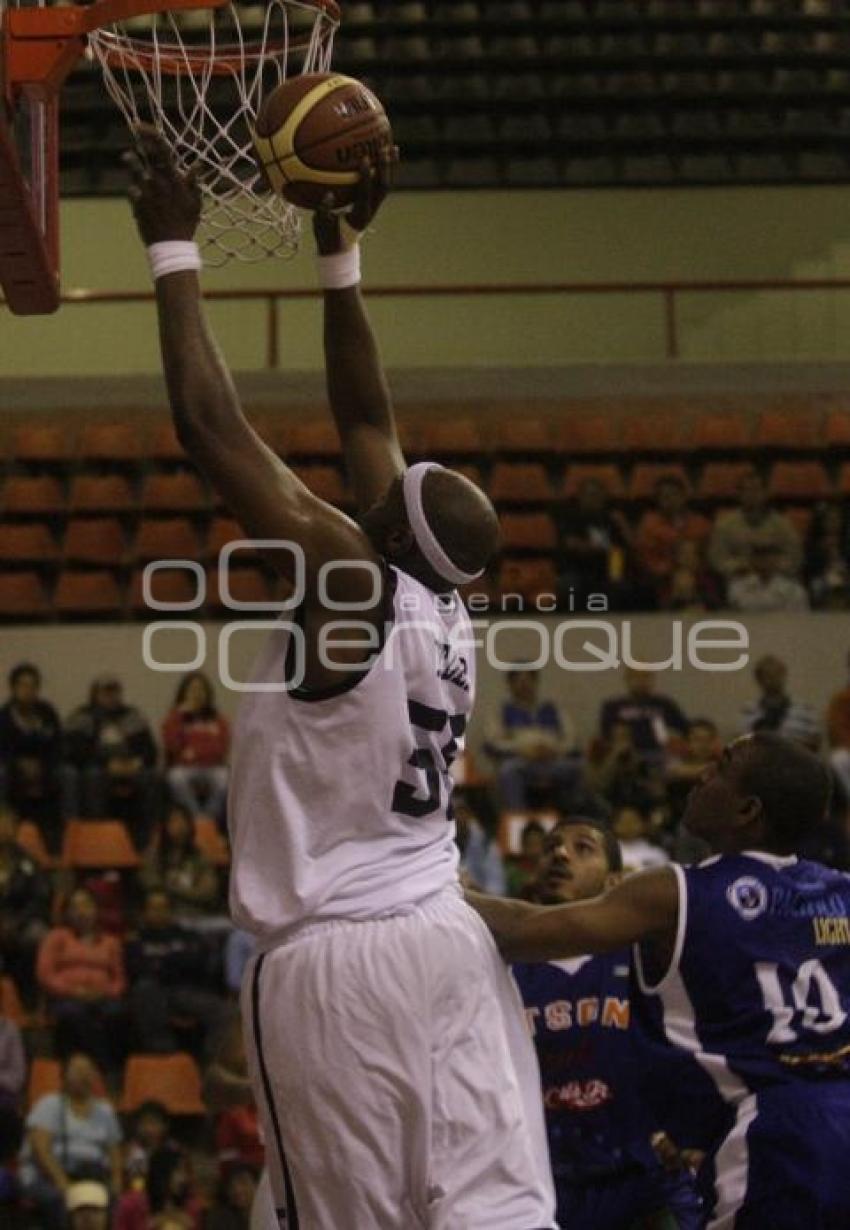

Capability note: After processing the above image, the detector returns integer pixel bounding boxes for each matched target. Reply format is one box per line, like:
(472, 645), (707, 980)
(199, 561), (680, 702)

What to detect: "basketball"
(252, 72), (393, 210)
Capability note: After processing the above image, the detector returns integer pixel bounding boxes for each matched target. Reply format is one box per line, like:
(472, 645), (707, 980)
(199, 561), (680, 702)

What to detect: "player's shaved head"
(735, 732), (832, 852)
(361, 467), (500, 590)
(420, 467), (500, 578)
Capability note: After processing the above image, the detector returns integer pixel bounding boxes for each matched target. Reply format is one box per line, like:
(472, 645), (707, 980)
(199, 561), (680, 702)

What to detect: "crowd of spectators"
(556, 471), (850, 612)
(1, 640), (849, 1226)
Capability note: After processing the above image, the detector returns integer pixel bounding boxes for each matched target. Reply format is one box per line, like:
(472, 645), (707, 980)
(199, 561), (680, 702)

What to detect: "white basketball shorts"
(241, 885), (556, 1230)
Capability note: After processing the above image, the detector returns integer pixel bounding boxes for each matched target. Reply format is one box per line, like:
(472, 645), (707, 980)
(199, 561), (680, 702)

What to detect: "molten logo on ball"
(252, 72), (394, 211)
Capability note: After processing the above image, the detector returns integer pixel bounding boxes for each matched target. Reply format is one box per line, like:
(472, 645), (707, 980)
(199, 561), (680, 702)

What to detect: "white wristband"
(316, 244), (361, 290)
(147, 240), (202, 282)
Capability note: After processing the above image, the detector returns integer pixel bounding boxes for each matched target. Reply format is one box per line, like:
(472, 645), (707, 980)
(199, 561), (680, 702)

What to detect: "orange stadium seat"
(16, 821), (55, 868)
(69, 474), (135, 514)
(691, 412), (754, 451)
(756, 409), (822, 449)
(3, 476), (65, 515)
(622, 412), (687, 452)
(287, 421), (340, 458)
(628, 464), (690, 500)
(561, 464), (626, 500)
(12, 425), (73, 465)
(206, 566), (272, 611)
(493, 415), (552, 454)
(497, 557), (558, 602)
(767, 462), (832, 500)
(64, 518), (127, 567)
(121, 1052), (205, 1115)
(785, 506), (813, 538)
(206, 516), (258, 562)
(551, 415), (619, 454)
(0, 572), (50, 618)
(129, 566), (200, 614)
(148, 422), (186, 463)
(295, 465), (347, 505)
(140, 471), (207, 513)
(499, 512), (558, 551)
(490, 463), (552, 503)
(697, 463), (756, 501)
(193, 816), (230, 866)
(0, 522), (58, 565)
(61, 819), (140, 869)
(54, 570), (124, 617)
(133, 518), (200, 562)
(415, 418), (482, 457)
(825, 409), (850, 449)
(79, 423), (144, 465)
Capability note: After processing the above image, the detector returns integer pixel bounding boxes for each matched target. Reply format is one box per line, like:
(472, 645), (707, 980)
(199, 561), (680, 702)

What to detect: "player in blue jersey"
(513, 817), (704, 1229)
(472, 732), (850, 1229)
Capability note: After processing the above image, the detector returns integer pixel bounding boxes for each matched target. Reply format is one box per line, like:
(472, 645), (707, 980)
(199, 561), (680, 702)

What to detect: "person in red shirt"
(161, 673), (230, 829)
(36, 887), (127, 1075)
(634, 475), (712, 610)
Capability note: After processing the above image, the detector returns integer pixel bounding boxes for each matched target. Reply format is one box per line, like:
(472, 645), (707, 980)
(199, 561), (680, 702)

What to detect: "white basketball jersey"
(228, 567), (476, 939)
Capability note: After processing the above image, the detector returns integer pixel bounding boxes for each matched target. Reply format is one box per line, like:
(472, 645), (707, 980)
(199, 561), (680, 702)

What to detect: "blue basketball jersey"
(636, 853), (850, 1091)
(513, 951), (658, 1180)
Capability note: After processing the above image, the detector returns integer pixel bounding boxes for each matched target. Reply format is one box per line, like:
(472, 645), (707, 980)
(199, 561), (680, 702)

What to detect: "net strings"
(89, 1), (336, 263)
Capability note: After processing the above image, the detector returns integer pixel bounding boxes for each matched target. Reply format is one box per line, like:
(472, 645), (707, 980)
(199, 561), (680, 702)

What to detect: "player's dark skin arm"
(467, 865), (679, 964)
(314, 153), (405, 513)
(124, 127), (379, 614)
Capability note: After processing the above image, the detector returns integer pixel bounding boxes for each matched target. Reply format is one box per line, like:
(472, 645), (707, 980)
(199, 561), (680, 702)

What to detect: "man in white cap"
(126, 132), (555, 1230)
(66, 1180), (109, 1230)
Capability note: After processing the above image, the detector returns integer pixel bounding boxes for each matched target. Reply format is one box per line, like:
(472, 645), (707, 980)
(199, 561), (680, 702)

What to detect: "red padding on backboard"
(0, 109), (59, 314)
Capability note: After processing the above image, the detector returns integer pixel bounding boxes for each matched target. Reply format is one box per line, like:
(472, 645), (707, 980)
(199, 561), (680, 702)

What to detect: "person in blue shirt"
(472, 732), (850, 1229)
(513, 816), (703, 1229)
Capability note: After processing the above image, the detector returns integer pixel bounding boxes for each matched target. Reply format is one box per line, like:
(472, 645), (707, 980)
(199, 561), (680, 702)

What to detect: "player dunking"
(471, 732), (850, 1229)
(126, 131), (556, 1230)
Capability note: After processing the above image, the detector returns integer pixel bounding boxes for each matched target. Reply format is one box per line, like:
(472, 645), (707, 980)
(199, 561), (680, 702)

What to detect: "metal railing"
(53, 275), (850, 366)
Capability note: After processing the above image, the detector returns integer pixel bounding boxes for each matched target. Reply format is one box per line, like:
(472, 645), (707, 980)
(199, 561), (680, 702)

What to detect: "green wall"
(2, 185), (850, 377)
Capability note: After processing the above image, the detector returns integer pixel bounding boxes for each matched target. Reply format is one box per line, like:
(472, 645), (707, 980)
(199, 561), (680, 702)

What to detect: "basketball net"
(87, 0), (339, 264)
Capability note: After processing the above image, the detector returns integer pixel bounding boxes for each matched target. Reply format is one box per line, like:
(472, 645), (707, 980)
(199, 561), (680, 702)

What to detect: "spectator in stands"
(804, 501), (850, 609)
(126, 888), (227, 1054)
(598, 667), (689, 764)
(634, 475), (712, 609)
(64, 675), (159, 850)
(0, 1006), (25, 1109)
(0, 1099), (25, 1228)
(827, 649), (850, 804)
(205, 1165), (260, 1230)
(454, 792), (506, 894)
(66, 1180), (110, 1230)
(612, 804), (670, 873)
(123, 1101), (176, 1189)
(114, 1145), (203, 1230)
(484, 666), (582, 811)
(0, 805), (52, 1005)
(708, 470), (802, 588)
(161, 672), (230, 829)
(216, 1087), (264, 1176)
(558, 477), (635, 610)
(0, 662), (70, 853)
(740, 654), (821, 751)
(36, 886), (127, 1074)
(139, 804), (220, 926)
(19, 1053), (122, 1230)
(728, 542), (809, 612)
(587, 719), (668, 815)
(666, 539), (721, 612)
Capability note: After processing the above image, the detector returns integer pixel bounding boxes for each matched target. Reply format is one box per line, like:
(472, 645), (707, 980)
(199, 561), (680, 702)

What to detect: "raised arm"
(125, 128), (378, 599)
(313, 155), (405, 514)
(467, 864), (679, 963)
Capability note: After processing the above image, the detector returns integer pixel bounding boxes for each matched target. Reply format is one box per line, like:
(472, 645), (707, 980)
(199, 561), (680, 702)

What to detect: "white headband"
(402, 463), (485, 586)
